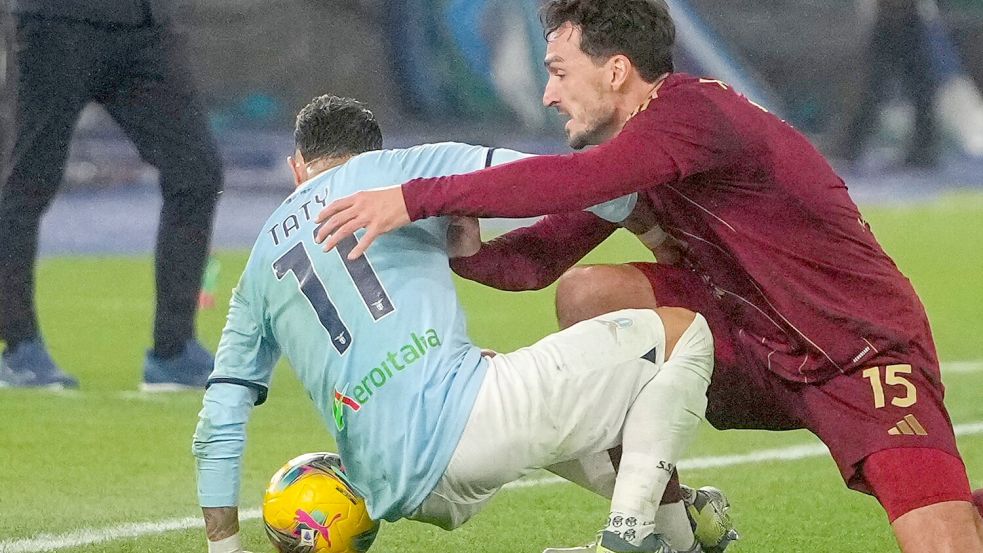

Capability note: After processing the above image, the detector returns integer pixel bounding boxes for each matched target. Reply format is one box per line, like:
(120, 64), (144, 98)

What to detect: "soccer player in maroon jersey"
(313, 0), (983, 550)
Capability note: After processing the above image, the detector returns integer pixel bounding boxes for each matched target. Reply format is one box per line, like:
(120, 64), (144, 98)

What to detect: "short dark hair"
(294, 95), (383, 161)
(541, 0), (675, 82)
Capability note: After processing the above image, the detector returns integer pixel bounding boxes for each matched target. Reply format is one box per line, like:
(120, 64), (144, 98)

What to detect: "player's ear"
(288, 152), (305, 188)
(608, 54), (631, 91)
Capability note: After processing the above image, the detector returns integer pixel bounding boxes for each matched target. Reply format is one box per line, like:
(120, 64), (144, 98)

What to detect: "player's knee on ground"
(863, 447), (972, 522)
(555, 264), (657, 328)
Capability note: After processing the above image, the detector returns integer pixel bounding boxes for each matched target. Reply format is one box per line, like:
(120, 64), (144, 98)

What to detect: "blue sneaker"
(141, 339), (214, 392)
(0, 339), (80, 389)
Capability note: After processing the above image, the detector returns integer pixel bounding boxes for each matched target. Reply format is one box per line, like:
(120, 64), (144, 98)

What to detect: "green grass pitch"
(1, 193), (981, 553)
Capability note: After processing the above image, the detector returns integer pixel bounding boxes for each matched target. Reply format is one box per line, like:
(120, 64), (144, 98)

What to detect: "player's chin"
(567, 131), (591, 150)
(566, 125), (591, 150)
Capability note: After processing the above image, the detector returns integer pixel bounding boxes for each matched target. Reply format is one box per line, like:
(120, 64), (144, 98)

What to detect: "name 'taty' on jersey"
(213, 143), (519, 521)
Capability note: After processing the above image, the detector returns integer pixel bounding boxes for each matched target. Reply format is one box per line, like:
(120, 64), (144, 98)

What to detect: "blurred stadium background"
(1, 2), (983, 553)
(2, 0), (983, 257)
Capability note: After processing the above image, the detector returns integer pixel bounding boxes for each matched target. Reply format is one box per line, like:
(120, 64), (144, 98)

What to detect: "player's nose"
(542, 83), (560, 108)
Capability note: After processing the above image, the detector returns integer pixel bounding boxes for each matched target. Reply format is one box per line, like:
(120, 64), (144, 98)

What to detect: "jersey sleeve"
(396, 142), (533, 179)
(399, 142), (639, 223)
(487, 147), (533, 166)
(401, 91), (741, 219)
(193, 382), (256, 507)
(192, 274), (280, 508)
(450, 211), (617, 290)
(486, 146), (638, 222)
(208, 282), (280, 398)
(586, 193), (638, 223)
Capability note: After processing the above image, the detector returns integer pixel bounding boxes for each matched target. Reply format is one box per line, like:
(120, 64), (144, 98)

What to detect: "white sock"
(548, 457), (698, 550)
(610, 315), (713, 543)
(654, 501), (696, 550)
(605, 510), (656, 547)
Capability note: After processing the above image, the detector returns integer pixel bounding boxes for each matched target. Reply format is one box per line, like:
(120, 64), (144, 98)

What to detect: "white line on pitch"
(0, 511), (260, 553)
(508, 420), (983, 489)
(2, 421), (982, 552)
(942, 360), (983, 374)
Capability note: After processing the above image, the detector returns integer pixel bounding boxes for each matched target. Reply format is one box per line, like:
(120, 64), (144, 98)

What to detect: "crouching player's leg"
(409, 307), (712, 553)
(798, 363), (983, 552)
(974, 489), (983, 537)
(865, 450), (982, 550)
(551, 264), (738, 552)
(545, 456), (735, 552)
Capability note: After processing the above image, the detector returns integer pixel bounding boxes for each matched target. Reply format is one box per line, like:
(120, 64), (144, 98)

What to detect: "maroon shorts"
(632, 263), (963, 494)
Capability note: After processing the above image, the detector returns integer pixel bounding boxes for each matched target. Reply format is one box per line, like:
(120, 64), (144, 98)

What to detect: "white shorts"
(409, 309), (668, 529)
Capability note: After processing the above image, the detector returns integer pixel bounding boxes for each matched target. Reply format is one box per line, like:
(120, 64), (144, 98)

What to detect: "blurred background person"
(840, 0), (940, 168)
(1, 4), (13, 186)
(379, 0), (552, 130)
(0, 0), (223, 390)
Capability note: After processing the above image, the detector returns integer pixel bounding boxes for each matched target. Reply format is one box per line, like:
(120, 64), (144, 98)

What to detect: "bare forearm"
(203, 507), (240, 542)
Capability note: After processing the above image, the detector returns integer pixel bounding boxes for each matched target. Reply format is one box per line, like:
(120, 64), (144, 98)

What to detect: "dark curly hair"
(294, 95), (382, 162)
(541, 0), (675, 82)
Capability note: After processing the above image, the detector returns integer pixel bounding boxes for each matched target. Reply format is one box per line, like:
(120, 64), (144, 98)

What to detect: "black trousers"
(843, 7), (938, 163)
(0, 15), (223, 355)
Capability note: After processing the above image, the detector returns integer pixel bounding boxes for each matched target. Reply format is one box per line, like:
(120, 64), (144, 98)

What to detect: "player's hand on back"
(315, 186), (410, 259)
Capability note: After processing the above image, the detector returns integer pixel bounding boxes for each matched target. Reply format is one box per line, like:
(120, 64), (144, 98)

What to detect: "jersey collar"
(627, 72), (671, 122)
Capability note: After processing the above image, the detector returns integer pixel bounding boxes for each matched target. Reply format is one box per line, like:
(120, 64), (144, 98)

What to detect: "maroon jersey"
(404, 73), (938, 383)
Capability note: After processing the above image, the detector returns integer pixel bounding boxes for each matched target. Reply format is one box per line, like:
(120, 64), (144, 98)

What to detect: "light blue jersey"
(193, 142), (637, 522)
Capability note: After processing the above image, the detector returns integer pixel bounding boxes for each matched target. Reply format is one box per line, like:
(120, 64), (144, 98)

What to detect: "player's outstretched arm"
(451, 211), (617, 291)
(194, 382), (261, 553)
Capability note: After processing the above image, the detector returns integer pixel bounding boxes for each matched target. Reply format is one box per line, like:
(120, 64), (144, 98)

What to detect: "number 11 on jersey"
(273, 236), (395, 355)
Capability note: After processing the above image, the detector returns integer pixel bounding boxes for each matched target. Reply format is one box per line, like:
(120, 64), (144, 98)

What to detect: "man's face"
(543, 22), (619, 150)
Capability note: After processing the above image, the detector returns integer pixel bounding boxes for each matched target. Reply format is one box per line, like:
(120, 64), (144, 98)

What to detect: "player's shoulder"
(632, 73), (760, 130)
(644, 73), (747, 113)
(659, 73), (733, 98)
(339, 142), (483, 173)
(381, 141), (494, 180)
(389, 142), (487, 162)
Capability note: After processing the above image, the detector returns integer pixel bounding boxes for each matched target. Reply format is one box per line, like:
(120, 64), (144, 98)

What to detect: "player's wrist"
(207, 532), (244, 553)
(637, 225), (669, 249)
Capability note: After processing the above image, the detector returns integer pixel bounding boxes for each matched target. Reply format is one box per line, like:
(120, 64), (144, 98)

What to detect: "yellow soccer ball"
(262, 452), (379, 553)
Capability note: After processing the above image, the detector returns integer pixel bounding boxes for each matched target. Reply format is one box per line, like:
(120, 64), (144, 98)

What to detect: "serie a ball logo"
(262, 452), (379, 553)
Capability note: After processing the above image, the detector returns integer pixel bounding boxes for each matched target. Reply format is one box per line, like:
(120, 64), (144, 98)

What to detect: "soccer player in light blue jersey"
(193, 96), (717, 553)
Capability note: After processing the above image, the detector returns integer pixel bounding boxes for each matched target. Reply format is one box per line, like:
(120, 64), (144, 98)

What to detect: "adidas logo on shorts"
(888, 414), (927, 436)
